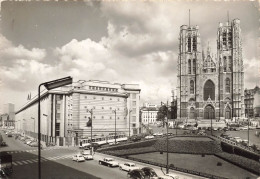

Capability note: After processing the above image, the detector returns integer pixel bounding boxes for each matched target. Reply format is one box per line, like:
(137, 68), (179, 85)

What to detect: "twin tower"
(177, 19), (244, 122)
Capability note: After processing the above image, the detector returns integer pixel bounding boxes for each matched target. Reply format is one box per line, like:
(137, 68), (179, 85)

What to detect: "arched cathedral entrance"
(225, 106), (231, 119)
(204, 105), (215, 119)
(204, 80), (215, 101)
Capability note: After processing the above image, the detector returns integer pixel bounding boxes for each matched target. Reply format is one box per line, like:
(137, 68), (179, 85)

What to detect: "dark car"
(129, 135), (142, 142)
(1, 142), (7, 147)
(7, 134), (12, 137)
(141, 167), (158, 178)
(127, 169), (148, 179)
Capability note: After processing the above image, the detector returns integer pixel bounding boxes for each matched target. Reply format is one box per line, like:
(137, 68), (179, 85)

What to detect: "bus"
(79, 134), (128, 148)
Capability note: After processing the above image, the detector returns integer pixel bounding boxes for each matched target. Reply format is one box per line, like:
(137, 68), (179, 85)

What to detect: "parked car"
(119, 162), (139, 172)
(127, 169), (148, 179)
(7, 133), (12, 137)
(72, 154), (85, 162)
(109, 141), (120, 145)
(0, 141), (7, 147)
(29, 141), (43, 149)
(80, 150), (93, 160)
(145, 135), (155, 139)
(141, 167), (158, 178)
(129, 135), (142, 142)
(233, 137), (242, 143)
(99, 158), (119, 167)
(153, 133), (163, 137)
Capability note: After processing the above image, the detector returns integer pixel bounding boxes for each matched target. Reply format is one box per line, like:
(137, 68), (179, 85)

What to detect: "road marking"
(13, 162), (18, 166)
(26, 160), (33, 163)
(21, 161), (28, 164)
(31, 159), (38, 162)
(16, 161), (23, 165)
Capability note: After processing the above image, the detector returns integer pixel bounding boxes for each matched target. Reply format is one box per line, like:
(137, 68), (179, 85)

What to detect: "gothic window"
(223, 56), (227, 72)
(228, 56), (232, 72)
(192, 36), (197, 51)
(188, 37), (191, 52)
(190, 80), (194, 94)
(204, 80), (215, 101)
(193, 59), (196, 74)
(188, 59), (191, 74)
(223, 32), (227, 46)
(228, 32), (232, 48)
(225, 78), (230, 93)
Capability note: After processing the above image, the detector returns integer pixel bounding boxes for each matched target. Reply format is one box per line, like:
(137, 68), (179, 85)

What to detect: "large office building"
(15, 80), (141, 146)
(177, 18), (244, 125)
(0, 103), (15, 128)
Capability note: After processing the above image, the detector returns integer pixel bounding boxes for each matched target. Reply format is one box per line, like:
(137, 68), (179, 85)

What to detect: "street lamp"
(38, 76), (72, 179)
(129, 109), (132, 137)
(112, 109), (117, 143)
(86, 108), (93, 154)
(248, 118), (250, 146)
(161, 101), (169, 174)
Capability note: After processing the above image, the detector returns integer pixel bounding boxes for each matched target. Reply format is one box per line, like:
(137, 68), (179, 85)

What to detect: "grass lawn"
(129, 152), (258, 179)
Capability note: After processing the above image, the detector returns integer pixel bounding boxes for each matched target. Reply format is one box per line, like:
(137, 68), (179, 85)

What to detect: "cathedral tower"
(177, 24), (201, 119)
(217, 19), (244, 121)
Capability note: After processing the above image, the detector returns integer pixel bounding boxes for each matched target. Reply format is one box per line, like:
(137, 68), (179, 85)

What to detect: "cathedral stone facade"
(177, 19), (244, 122)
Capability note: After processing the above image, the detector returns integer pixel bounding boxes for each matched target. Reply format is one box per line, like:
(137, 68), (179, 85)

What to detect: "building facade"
(15, 80), (141, 146)
(140, 103), (159, 125)
(244, 86), (260, 118)
(177, 19), (244, 123)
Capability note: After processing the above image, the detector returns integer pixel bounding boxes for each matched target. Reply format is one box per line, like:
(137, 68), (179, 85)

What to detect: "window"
(188, 59), (191, 74)
(192, 36), (197, 51)
(102, 116), (104, 119)
(223, 56), (227, 72)
(193, 59), (196, 74)
(204, 80), (215, 100)
(190, 80), (194, 94)
(102, 107), (104, 109)
(225, 78), (230, 93)
(85, 96), (87, 99)
(110, 98), (112, 100)
(228, 56), (232, 72)
(117, 98), (120, 101)
(93, 96), (96, 99)
(188, 37), (191, 52)
(132, 124), (136, 127)
(132, 101), (136, 106)
(223, 32), (227, 46)
(102, 97), (104, 100)
(132, 94), (136, 99)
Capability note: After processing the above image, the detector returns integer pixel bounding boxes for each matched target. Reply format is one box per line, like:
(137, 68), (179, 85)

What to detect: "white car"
(81, 150), (93, 160)
(233, 137), (242, 143)
(165, 173), (180, 179)
(72, 154), (85, 162)
(109, 141), (120, 145)
(119, 162), (139, 172)
(145, 135), (155, 139)
(153, 133), (163, 136)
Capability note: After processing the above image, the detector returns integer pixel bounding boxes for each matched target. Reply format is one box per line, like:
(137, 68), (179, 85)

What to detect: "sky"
(0, 1), (259, 113)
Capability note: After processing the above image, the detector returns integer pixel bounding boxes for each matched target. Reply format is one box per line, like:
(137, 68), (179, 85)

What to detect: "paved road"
(0, 130), (204, 179)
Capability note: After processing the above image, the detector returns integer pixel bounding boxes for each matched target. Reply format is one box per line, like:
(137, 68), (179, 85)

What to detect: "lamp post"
(129, 109), (132, 137)
(161, 101), (169, 174)
(38, 76), (72, 179)
(248, 118), (250, 146)
(112, 109), (117, 143)
(86, 108), (93, 154)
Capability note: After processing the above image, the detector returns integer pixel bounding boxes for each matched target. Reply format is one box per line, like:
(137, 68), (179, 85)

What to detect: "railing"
(211, 135), (260, 155)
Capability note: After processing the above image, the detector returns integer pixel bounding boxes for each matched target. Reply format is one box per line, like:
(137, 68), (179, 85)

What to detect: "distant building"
(15, 80), (141, 146)
(244, 86), (260, 118)
(0, 103), (15, 128)
(140, 104), (159, 125)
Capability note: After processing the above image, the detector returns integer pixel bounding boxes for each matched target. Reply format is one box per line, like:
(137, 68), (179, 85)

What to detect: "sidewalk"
(92, 151), (206, 179)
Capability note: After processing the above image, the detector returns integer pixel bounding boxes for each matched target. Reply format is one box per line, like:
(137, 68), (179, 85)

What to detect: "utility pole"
(129, 109), (132, 137)
(112, 109), (117, 143)
(166, 101), (169, 174)
(87, 108), (93, 154)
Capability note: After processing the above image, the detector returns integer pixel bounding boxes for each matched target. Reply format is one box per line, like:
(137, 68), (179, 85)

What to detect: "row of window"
(89, 86), (119, 92)
(189, 78), (230, 95)
(187, 36), (197, 52)
(84, 96), (126, 101)
(188, 59), (196, 74)
(223, 56), (232, 72)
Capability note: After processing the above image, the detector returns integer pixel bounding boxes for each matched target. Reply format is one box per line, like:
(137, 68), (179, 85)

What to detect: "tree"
(157, 104), (168, 127)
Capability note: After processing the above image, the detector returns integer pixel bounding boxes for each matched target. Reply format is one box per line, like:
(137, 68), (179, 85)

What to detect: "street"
(0, 130), (202, 179)
(0, 131), (126, 179)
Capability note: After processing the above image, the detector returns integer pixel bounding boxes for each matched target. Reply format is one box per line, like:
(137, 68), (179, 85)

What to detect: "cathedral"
(177, 18), (244, 123)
